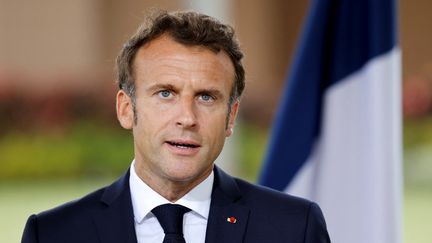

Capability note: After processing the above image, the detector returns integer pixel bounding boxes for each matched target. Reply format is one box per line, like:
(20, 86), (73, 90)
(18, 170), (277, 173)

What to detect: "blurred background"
(0, 0), (431, 242)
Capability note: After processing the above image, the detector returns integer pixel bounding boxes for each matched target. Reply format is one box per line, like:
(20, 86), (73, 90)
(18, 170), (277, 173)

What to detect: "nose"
(175, 98), (197, 129)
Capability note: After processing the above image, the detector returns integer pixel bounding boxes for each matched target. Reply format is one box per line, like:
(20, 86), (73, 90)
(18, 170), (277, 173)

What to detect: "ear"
(225, 101), (240, 137)
(116, 90), (134, 129)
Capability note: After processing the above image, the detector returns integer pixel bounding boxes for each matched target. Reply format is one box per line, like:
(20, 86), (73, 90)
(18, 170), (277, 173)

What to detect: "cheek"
(137, 100), (171, 123)
(201, 112), (229, 139)
(134, 110), (169, 142)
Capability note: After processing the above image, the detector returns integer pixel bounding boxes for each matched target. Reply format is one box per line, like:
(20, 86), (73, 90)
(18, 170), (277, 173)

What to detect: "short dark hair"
(116, 10), (245, 108)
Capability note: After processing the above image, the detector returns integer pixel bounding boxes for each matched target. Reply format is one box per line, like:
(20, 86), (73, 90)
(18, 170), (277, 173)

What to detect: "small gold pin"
(227, 216), (237, 224)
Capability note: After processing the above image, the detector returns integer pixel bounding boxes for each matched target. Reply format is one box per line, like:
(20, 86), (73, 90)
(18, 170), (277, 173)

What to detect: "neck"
(134, 161), (213, 202)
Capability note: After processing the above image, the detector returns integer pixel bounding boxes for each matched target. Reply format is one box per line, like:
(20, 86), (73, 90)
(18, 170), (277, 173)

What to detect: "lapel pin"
(227, 216), (237, 224)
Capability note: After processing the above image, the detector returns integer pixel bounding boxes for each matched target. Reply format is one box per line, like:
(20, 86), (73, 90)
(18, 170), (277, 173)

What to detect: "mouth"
(165, 139), (201, 156)
(165, 140), (201, 149)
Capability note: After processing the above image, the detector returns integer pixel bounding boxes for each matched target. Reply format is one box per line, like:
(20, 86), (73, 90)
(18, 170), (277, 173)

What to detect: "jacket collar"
(205, 166), (250, 243)
(93, 169), (138, 243)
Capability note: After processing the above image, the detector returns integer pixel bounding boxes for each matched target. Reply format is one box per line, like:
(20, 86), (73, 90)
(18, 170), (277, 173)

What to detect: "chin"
(165, 165), (211, 183)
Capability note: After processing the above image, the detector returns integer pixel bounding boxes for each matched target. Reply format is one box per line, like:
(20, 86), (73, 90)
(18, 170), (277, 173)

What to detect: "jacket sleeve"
(304, 202), (331, 243)
(22, 214), (39, 243)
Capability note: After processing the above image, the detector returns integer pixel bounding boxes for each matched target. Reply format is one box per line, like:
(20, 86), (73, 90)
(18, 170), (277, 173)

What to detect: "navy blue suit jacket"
(22, 167), (330, 243)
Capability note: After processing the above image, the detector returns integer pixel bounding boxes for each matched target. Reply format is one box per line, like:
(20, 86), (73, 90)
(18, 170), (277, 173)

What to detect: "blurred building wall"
(0, 0), (431, 121)
(0, 0), (103, 74)
(401, 0), (432, 79)
(234, 0), (308, 124)
(0, 0), (307, 120)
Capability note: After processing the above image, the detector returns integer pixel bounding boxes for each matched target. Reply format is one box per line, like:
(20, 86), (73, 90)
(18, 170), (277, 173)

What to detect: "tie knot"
(151, 204), (191, 235)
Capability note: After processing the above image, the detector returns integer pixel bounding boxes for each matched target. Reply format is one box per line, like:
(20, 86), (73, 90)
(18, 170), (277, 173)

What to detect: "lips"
(166, 141), (200, 148)
(165, 139), (201, 155)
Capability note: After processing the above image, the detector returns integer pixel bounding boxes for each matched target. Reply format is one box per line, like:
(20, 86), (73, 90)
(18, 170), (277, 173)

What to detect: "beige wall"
(0, 0), (181, 91)
(234, 0), (308, 124)
(0, 0), (103, 73)
(400, 0), (432, 79)
(0, 0), (431, 123)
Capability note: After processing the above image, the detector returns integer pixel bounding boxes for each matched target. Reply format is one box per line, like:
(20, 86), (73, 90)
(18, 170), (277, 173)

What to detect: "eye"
(199, 94), (214, 102)
(158, 90), (172, 98)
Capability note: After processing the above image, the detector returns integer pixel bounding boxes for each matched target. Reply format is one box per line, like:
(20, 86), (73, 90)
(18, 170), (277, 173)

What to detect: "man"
(22, 10), (330, 243)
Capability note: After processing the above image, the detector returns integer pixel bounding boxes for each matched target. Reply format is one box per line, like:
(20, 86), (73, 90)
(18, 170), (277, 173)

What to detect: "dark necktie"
(151, 204), (191, 243)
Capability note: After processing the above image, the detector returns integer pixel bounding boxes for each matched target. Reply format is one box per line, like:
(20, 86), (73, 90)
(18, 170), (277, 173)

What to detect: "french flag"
(258, 0), (402, 242)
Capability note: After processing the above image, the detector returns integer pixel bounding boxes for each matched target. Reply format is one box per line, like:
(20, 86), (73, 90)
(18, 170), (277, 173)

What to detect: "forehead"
(132, 35), (235, 87)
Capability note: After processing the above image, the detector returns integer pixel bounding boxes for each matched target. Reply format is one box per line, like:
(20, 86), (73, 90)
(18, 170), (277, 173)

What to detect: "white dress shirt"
(129, 160), (214, 243)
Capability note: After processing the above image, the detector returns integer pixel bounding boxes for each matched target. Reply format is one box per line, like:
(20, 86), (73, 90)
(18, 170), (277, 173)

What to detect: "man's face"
(116, 35), (239, 190)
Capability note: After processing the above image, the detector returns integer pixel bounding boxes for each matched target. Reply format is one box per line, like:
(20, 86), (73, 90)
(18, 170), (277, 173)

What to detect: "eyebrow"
(146, 83), (177, 93)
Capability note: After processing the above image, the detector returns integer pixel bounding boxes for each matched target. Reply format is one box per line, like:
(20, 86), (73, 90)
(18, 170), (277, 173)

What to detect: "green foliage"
(404, 117), (432, 148)
(403, 117), (432, 189)
(237, 122), (269, 182)
(0, 121), (133, 180)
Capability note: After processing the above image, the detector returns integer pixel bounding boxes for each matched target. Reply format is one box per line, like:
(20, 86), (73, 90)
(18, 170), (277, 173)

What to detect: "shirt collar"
(129, 160), (214, 224)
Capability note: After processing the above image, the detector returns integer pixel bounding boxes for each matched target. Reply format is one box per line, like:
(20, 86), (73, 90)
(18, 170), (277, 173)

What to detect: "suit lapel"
(205, 167), (250, 243)
(92, 170), (138, 243)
